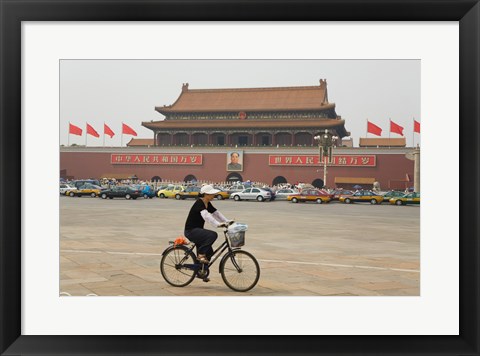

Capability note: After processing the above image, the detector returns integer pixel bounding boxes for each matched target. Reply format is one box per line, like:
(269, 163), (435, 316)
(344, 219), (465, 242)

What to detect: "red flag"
(122, 123), (137, 136)
(390, 120), (404, 136)
(104, 123), (115, 138)
(86, 123), (100, 138)
(414, 120), (421, 133)
(367, 120), (382, 136)
(69, 123), (82, 136)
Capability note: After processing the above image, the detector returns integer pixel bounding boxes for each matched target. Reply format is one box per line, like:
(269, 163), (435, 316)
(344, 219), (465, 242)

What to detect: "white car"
(274, 188), (299, 200)
(230, 188), (271, 202)
(60, 183), (76, 195)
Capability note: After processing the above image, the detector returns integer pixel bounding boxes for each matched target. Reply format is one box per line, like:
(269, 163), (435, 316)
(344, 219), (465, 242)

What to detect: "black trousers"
(184, 228), (218, 258)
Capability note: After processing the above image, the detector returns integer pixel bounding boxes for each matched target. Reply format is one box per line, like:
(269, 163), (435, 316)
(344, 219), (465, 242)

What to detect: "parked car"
(134, 184), (155, 199)
(389, 192), (421, 206)
(339, 190), (383, 205)
(213, 188), (231, 200)
(60, 183), (76, 195)
(259, 187), (276, 201)
(330, 189), (354, 200)
(71, 179), (101, 189)
(227, 184), (248, 194)
(175, 186), (201, 200)
(274, 188), (299, 200)
(230, 187), (272, 202)
(100, 186), (142, 200)
(68, 183), (104, 197)
(157, 185), (185, 198)
(154, 185), (169, 196)
(381, 190), (405, 203)
(287, 189), (331, 204)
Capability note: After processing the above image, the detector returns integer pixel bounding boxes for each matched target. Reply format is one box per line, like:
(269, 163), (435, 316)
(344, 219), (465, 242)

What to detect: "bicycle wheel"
(160, 246), (197, 287)
(220, 250), (260, 292)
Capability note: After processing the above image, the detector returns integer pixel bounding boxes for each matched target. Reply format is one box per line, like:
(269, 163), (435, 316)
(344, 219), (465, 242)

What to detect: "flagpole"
(366, 119), (368, 138)
(85, 123), (88, 147)
(103, 121), (105, 147)
(389, 118), (391, 139)
(412, 117), (415, 148)
(121, 122), (123, 147)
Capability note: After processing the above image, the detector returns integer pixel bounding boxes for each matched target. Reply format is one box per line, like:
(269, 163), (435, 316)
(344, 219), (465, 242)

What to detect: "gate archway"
(183, 174), (197, 183)
(151, 176), (161, 182)
(272, 176), (288, 186)
(226, 172), (243, 183)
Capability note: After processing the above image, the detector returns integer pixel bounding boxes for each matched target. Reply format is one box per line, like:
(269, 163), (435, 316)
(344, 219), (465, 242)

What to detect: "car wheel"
(144, 194), (149, 199)
(316, 198), (323, 204)
(125, 194), (131, 200)
(160, 193), (165, 198)
(395, 200), (403, 206)
(69, 192), (75, 197)
(101, 193), (107, 199)
(216, 194), (223, 200)
(91, 192), (96, 198)
(109, 197), (114, 199)
(175, 194), (181, 200)
(370, 199), (378, 205)
(257, 196), (264, 202)
(234, 195), (240, 201)
(292, 197), (298, 203)
(345, 198), (351, 204)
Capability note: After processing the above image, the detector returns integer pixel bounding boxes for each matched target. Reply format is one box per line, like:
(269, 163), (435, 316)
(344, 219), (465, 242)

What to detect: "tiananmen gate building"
(60, 80), (417, 190)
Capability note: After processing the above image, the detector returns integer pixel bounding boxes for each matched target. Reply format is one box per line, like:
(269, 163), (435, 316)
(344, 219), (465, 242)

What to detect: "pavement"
(60, 196), (420, 296)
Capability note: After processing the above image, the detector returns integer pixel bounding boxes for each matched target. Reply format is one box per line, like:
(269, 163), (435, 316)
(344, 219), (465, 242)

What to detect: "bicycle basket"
(227, 231), (245, 247)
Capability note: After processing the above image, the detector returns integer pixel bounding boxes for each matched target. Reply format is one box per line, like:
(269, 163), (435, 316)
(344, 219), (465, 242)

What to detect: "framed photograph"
(226, 150), (244, 172)
(1, 0), (479, 355)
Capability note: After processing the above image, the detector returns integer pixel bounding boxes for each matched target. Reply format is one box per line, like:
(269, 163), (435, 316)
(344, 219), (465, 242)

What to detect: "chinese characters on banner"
(111, 154), (203, 165)
(268, 155), (376, 167)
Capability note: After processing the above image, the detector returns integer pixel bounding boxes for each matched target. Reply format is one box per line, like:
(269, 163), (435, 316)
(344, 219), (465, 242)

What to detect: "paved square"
(60, 196), (420, 296)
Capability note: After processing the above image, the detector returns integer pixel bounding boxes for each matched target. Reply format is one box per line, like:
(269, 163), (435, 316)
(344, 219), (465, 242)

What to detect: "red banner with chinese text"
(268, 155), (376, 167)
(111, 154), (203, 165)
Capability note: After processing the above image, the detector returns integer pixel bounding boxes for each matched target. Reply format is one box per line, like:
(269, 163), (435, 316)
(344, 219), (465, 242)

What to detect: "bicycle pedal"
(202, 277), (210, 283)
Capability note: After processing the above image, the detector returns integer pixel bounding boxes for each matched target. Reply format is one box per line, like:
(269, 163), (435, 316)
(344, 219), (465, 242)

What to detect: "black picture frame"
(1, 1), (478, 355)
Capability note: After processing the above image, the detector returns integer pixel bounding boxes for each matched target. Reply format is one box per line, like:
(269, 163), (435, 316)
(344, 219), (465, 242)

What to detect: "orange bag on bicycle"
(174, 236), (190, 246)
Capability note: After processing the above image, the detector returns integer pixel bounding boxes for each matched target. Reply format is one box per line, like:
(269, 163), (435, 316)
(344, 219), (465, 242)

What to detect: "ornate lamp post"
(314, 129), (338, 188)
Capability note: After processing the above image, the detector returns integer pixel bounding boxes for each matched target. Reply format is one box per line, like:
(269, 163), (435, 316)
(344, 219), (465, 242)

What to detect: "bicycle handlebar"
(218, 220), (235, 228)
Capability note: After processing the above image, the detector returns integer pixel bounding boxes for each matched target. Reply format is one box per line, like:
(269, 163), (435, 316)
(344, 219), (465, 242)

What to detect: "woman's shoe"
(197, 255), (210, 264)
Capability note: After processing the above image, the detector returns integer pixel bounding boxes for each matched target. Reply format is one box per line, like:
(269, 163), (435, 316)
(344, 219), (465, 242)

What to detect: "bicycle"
(160, 221), (260, 292)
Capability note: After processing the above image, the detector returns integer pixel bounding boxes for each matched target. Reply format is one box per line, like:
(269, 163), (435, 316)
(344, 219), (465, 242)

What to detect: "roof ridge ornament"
(182, 83), (189, 92)
(320, 79), (328, 104)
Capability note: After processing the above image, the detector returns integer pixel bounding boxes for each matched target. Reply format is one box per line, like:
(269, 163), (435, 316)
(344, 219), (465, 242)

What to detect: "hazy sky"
(60, 59), (420, 147)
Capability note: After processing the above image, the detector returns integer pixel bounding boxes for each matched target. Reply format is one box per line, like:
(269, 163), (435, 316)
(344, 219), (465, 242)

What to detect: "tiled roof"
(359, 138), (406, 147)
(126, 138), (155, 147)
(156, 81), (331, 113)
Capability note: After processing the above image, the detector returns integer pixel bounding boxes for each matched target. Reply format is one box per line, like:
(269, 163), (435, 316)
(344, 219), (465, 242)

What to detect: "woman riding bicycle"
(184, 185), (231, 264)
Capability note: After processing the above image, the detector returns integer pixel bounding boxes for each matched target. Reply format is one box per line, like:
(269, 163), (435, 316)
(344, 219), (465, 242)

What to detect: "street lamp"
(314, 129), (338, 188)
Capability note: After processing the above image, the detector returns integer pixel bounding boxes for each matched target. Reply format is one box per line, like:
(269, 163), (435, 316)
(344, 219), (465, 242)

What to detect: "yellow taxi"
(389, 192), (420, 206)
(68, 183), (103, 197)
(174, 186), (201, 200)
(214, 189), (231, 200)
(157, 185), (185, 198)
(339, 190), (383, 205)
(287, 189), (331, 204)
